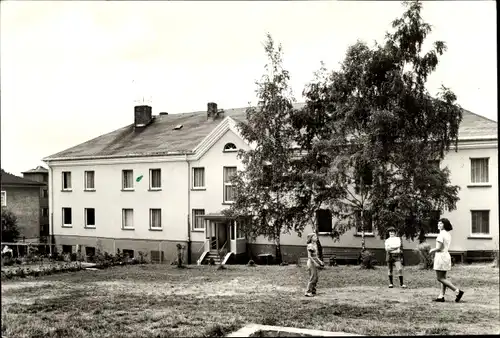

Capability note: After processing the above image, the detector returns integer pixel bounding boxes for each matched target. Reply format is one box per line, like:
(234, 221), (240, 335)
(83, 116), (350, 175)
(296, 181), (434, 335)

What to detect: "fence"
(2, 237), (199, 264)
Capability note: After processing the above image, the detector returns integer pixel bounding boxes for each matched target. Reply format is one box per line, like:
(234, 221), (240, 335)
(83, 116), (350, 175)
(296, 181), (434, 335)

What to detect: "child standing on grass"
(385, 227), (407, 288)
(305, 233), (324, 297)
(429, 218), (464, 303)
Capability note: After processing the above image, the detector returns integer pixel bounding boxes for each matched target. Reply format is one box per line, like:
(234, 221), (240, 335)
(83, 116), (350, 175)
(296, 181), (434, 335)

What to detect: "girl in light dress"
(429, 218), (464, 302)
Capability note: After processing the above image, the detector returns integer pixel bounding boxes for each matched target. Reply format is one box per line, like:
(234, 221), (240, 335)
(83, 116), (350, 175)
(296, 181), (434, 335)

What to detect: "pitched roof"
(1, 170), (46, 187)
(43, 103), (496, 161)
(22, 166), (48, 174)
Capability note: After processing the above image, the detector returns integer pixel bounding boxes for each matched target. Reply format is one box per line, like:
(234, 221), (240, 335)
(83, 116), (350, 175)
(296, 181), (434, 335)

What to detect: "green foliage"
(414, 242), (433, 269)
(223, 33), (298, 263)
(1, 208), (20, 243)
(290, 0), (462, 242)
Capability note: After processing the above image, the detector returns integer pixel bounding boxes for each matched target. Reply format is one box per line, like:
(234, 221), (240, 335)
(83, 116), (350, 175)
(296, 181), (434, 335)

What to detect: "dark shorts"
(386, 252), (404, 265)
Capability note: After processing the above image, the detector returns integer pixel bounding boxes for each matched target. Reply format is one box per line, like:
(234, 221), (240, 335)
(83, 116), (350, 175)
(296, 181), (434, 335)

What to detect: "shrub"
(414, 242), (434, 269)
(360, 250), (377, 269)
(492, 250), (499, 268)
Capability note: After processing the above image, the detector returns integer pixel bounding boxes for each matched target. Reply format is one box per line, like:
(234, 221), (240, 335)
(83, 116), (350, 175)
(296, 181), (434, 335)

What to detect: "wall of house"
(189, 129), (250, 245)
(250, 142), (499, 258)
(1, 186), (41, 241)
(50, 161), (189, 244)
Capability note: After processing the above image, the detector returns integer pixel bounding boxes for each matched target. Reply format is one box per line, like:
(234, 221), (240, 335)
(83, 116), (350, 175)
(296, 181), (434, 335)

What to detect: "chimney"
(134, 105), (152, 127)
(207, 102), (217, 119)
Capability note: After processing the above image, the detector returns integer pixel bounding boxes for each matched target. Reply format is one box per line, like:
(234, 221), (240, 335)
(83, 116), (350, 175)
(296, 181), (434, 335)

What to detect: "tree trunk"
(316, 237), (324, 262)
(275, 236), (282, 264)
(360, 209), (366, 252)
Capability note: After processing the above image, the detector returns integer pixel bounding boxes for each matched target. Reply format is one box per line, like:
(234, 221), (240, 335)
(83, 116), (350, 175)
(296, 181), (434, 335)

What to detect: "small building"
(42, 103), (498, 264)
(1, 169), (46, 243)
(22, 166), (50, 242)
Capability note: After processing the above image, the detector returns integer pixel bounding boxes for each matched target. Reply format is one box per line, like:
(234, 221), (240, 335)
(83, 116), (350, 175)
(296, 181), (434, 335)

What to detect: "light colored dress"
(433, 230), (452, 271)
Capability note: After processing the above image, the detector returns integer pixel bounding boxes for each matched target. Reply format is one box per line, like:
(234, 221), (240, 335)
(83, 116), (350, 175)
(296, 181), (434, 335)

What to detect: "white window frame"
(1, 191), (6, 207)
(149, 168), (162, 190)
(470, 157), (490, 185)
(355, 210), (374, 235)
(62, 207), (72, 227)
(223, 166), (237, 203)
(192, 209), (205, 231)
(62, 171), (72, 191)
(223, 142), (238, 153)
(470, 210), (490, 236)
(149, 208), (162, 230)
(122, 170), (134, 190)
(84, 171), (95, 191)
(192, 167), (205, 189)
(122, 209), (134, 229)
(85, 208), (96, 228)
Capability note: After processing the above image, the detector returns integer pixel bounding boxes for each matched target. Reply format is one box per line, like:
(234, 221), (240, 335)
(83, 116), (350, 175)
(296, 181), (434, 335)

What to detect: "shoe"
(388, 284), (394, 288)
(401, 284), (407, 289)
(312, 291), (316, 295)
(305, 292), (314, 297)
(433, 297), (445, 302)
(455, 290), (464, 303)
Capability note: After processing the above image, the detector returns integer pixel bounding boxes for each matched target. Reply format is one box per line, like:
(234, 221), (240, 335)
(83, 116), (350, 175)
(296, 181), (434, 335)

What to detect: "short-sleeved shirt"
(433, 230), (452, 271)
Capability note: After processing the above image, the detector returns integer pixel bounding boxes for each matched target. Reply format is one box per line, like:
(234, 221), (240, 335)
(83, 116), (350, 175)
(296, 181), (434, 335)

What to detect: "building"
(1, 169), (47, 243)
(22, 166), (50, 242)
(43, 103), (498, 264)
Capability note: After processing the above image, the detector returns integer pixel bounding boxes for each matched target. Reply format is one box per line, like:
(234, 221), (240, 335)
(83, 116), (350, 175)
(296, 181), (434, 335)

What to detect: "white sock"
(455, 289), (460, 294)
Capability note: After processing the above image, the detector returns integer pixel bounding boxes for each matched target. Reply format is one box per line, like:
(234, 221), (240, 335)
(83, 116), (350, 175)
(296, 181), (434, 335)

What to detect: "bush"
(360, 250), (377, 269)
(492, 250), (499, 268)
(414, 242), (434, 269)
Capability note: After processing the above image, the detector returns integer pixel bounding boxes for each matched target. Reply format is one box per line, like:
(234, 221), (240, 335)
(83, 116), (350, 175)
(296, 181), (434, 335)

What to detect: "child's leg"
(306, 266), (314, 294)
(437, 271), (460, 293)
(312, 266), (318, 294)
(395, 260), (405, 287)
(387, 258), (394, 286)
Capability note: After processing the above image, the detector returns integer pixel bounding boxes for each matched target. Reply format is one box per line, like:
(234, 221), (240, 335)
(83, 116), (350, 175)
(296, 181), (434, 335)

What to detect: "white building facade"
(44, 104), (498, 264)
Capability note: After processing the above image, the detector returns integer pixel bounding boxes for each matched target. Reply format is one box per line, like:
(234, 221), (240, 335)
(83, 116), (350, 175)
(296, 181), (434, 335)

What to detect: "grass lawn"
(1, 263), (499, 337)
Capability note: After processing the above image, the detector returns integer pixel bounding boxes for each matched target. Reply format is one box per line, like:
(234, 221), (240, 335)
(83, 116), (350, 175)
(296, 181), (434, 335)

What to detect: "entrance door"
(216, 222), (228, 250)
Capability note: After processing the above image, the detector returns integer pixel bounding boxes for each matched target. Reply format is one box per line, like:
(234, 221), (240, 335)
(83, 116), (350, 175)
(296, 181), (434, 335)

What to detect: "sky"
(1, 1), (497, 176)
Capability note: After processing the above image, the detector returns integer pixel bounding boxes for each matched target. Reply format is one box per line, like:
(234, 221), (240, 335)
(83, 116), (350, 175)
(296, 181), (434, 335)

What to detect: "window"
(85, 208), (95, 228)
(1, 191), (6, 207)
(236, 222), (244, 239)
(223, 143), (237, 152)
(355, 210), (373, 233)
(62, 245), (73, 254)
(425, 210), (441, 234)
(41, 188), (48, 198)
(62, 172), (72, 190)
(193, 168), (205, 189)
(62, 208), (72, 226)
(84, 171), (95, 190)
(354, 164), (373, 194)
(223, 166), (237, 203)
(471, 158), (489, 183)
(85, 247), (96, 258)
(150, 209), (162, 229)
(316, 209), (333, 233)
(41, 208), (49, 217)
(150, 169), (161, 189)
(471, 210), (490, 235)
(122, 249), (134, 258)
(122, 170), (134, 190)
(192, 209), (205, 230)
(122, 209), (134, 229)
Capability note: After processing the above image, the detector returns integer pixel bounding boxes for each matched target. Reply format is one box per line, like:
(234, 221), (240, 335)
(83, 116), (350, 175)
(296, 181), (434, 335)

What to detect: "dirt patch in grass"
(2, 264), (499, 337)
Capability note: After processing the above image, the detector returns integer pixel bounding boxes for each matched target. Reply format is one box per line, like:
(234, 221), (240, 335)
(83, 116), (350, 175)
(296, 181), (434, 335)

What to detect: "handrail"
(197, 239), (209, 254)
(218, 241), (228, 257)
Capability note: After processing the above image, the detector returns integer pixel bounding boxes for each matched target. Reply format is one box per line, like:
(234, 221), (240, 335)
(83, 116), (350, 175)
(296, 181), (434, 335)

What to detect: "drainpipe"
(49, 164), (54, 255)
(186, 153), (192, 264)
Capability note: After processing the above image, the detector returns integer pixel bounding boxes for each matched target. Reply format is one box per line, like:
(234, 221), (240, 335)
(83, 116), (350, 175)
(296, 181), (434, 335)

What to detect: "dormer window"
(223, 143), (237, 152)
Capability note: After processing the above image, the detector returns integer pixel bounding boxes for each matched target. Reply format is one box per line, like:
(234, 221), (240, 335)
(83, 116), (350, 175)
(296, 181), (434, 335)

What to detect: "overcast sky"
(1, 1), (497, 176)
